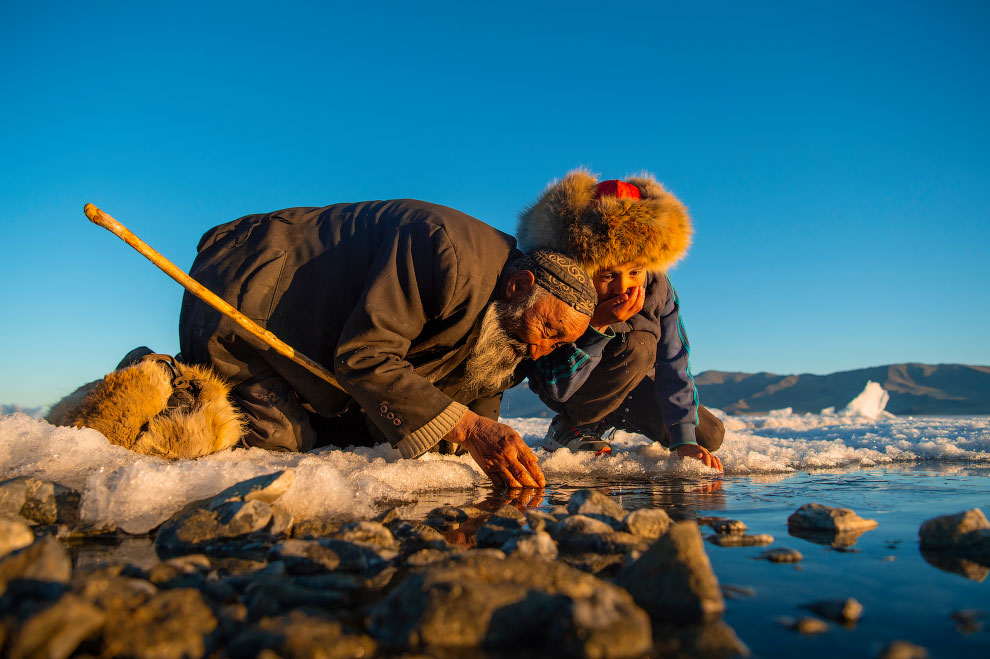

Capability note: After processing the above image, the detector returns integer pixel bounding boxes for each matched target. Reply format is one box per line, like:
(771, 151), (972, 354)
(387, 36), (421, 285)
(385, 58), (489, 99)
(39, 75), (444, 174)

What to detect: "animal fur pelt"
(516, 169), (693, 273)
(46, 354), (244, 458)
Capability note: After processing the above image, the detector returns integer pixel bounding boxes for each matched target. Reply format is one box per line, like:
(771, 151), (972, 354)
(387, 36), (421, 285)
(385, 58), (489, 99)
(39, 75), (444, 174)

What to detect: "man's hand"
(446, 410), (546, 488)
(675, 444), (724, 473)
(591, 286), (646, 332)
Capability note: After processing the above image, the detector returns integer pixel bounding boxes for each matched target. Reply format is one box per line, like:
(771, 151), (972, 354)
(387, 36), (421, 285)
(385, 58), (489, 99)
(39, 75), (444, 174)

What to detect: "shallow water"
(403, 464), (990, 657)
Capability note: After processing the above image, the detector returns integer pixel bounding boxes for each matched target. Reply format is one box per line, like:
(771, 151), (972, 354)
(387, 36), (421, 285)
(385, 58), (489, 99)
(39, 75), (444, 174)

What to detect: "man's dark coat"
(179, 199), (518, 456)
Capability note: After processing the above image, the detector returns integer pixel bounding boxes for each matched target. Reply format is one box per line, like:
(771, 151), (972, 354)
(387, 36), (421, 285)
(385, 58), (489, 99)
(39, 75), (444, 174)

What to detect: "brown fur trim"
(517, 169), (693, 273)
(46, 359), (244, 458)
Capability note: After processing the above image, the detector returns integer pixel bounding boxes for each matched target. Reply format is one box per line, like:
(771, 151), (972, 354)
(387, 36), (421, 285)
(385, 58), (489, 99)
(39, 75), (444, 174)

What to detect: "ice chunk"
(839, 381), (892, 420)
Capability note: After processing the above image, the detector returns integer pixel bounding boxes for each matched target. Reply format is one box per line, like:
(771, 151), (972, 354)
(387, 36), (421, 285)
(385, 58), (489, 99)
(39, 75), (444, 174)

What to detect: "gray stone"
(8, 593), (105, 659)
(268, 504), (294, 536)
(490, 503), (527, 525)
(919, 508), (990, 549)
(783, 616), (828, 635)
(550, 514), (616, 539)
(476, 522), (526, 548)
(756, 548), (804, 563)
(334, 520), (398, 550)
(0, 477), (80, 526)
(623, 508), (671, 539)
(708, 518), (748, 535)
(525, 509), (558, 532)
(802, 597), (863, 623)
(207, 470), (295, 509)
(615, 521), (724, 623)
(243, 578), (346, 618)
(0, 537), (72, 596)
(501, 531), (558, 560)
(228, 610), (377, 659)
(101, 588), (220, 658)
(319, 538), (398, 572)
(567, 489), (626, 526)
(656, 620), (750, 658)
(788, 503), (878, 533)
(0, 518), (34, 558)
(367, 555), (651, 656)
(155, 500), (273, 557)
(75, 573), (157, 611)
(878, 640), (929, 659)
(268, 539), (340, 574)
(406, 548), (458, 567)
(707, 533), (774, 547)
(387, 520), (450, 553)
(426, 504), (470, 527)
(557, 530), (650, 556)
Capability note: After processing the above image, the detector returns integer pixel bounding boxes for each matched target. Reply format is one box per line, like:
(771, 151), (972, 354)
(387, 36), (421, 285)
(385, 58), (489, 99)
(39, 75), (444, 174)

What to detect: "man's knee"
(234, 378), (316, 452)
(697, 405), (725, 453)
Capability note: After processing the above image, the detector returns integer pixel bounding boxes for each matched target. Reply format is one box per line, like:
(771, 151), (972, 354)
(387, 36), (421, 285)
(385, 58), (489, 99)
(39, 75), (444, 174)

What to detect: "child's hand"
(591, 286), (645, 331)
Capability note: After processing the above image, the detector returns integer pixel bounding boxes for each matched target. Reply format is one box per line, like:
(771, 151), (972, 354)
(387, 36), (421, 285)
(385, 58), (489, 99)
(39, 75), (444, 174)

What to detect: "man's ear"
(504, 270), (536, 301)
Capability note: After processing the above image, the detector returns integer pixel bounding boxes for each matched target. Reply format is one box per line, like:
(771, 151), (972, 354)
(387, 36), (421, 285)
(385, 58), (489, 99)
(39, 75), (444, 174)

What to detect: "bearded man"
(178, 199), (596, 488)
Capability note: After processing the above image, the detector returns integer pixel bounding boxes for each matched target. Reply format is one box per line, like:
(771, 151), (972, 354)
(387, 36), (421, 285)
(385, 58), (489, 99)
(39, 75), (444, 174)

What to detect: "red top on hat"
(593, 179), (641, 200)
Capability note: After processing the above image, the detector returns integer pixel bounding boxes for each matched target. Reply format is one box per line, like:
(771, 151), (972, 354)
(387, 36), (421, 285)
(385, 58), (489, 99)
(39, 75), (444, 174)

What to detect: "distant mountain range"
(502, 363), (990, 418)
(0, 404), (45, 419)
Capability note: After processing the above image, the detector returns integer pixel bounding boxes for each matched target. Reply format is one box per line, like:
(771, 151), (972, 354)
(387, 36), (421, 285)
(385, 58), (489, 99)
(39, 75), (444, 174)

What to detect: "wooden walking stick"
(83, 203), (344, 392)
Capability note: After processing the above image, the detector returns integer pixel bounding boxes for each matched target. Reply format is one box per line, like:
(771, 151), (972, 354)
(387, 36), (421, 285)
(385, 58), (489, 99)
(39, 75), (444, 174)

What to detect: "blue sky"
(2, 0), (988, 407)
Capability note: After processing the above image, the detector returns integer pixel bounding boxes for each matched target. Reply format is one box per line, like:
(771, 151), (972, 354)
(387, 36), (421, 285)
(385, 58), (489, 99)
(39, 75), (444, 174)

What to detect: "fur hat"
(46, 353), (244, 458)
(516, 169), (693, 273)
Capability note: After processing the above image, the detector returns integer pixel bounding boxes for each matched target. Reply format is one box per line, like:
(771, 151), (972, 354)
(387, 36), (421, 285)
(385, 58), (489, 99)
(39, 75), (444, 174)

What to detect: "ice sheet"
(1, 384), (987, 533)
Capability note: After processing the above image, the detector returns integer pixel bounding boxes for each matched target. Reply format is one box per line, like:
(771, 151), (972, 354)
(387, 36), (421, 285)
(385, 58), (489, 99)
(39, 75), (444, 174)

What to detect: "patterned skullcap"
(514, 249), (597, 317)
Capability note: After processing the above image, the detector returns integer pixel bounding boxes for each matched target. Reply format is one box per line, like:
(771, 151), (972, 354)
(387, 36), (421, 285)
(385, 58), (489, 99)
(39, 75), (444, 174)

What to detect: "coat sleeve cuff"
(667, 423), (699, 449)
(394, 401), (469, 459)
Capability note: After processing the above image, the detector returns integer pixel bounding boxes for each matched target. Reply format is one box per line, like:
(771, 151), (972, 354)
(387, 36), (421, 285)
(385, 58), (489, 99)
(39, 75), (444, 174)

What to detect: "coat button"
(387, 412), (395, 420)
(393, 418), (401, 426)
(380, 404), (388, 414)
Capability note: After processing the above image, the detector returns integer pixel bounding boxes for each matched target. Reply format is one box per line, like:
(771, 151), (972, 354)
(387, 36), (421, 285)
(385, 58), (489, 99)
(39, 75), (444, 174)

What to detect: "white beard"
(463, 300), (527, 394)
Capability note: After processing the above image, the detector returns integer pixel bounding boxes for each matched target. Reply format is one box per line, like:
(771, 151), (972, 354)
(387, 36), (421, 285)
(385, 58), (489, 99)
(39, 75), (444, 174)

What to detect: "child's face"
(592, 262), (647, 300)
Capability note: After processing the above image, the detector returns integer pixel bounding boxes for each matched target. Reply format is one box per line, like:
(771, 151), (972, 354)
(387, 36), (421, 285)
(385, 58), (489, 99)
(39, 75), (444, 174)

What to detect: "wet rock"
(243, 578), (346, 619)
(788, 503), (878, 534)
(75, 573), (157, 610)
(101, 588), (220, 658)
(777, 616), (828, 634)
(406, 548), (457, 567)
(368, 555), (651, 657)
(562, 552), (627, 576)
(501, 531), (558, 560)
(155, 500), (273, 558)
(475, 507), (527, 548)
(294, 567), (397, 593)
(268, 539), (340, 574)
(707, 533), (774, 547)
(802, 597), (863, 623)
(228, 610), (376, 659)
(0, 537), (72, 596)
(290, 517), (340, 538)
(8, 593), (105, 659)
(615, 520), (725, 624)
(319, 538), (398, 572)
(334, 520), (398, 550)
(372, 507), (402, 525)
(567, 489), (626, 527)
(0, 518), (34, 558)
(387, 520), (450, 553)
(721, 584), (757, 599)
(269, 504), (293, 536)
(558, 530), (649, 556)
(951, 609), (985, 633)
(426, 504), (470, 529)
(623, 508), (671, 539)
(662, 619), (750, 657)
(0, 477), (80, 526)
(550, 514), (616, 539)
(756, 548), (804, 563)
(464, 548), (506, 561)
(207, 470), (295, 509)
(708, 517), (747, 535)
(526, 508), (558, 532)
(878, 640), (929, 659)
(919, 508), (990, 551)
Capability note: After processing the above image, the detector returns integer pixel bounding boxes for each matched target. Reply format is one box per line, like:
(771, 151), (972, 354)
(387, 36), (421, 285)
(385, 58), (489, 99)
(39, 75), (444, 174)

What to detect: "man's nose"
(620, 274), (635, 293)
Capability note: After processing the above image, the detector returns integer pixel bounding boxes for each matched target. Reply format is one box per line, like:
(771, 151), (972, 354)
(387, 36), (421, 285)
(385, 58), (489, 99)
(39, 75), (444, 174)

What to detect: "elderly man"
(178, 198), (596, 487)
